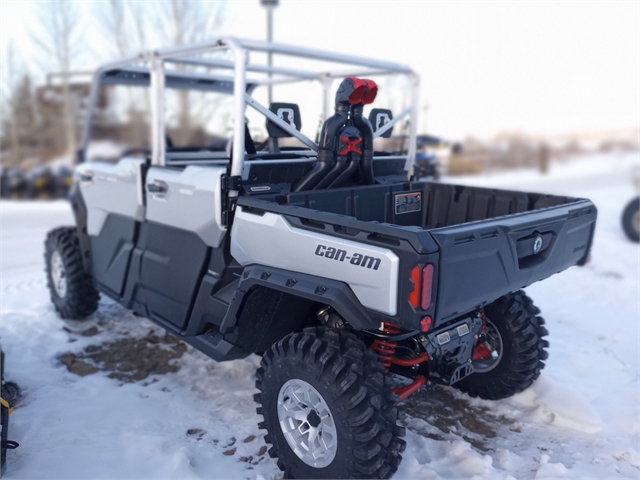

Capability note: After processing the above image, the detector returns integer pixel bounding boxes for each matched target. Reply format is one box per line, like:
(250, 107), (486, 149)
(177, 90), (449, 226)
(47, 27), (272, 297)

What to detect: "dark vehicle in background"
(25, 166), (57, 199)
(0, 164), (73, 200)
(621, 173), (639, 242)
(414, 151), (438, 179)
(412, 134), (458, 180)
(2, 167), (27, 199)
(622, 197), (639, 242)
(53, 165), (73, 198)
(0, 167), (6, 199)
(44, 38), (597, 479)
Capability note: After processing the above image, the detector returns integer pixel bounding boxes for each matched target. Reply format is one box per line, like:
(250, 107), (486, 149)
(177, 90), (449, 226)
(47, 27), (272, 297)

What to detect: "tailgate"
(429, 199), (596, 323)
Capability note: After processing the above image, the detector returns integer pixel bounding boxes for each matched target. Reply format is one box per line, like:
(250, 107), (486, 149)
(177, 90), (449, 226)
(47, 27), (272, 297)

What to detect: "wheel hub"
(277, 379), (337, 469)
(50, 251), (67, 298)
(306, 409), (321, 428)
(472, 318), (503, 373)
(633, 210), (640, 233)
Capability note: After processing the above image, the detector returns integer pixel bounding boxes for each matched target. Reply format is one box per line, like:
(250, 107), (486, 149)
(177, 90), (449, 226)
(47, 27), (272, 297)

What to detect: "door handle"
(148, 180), (168, 196)
(79, 172), (94, 183)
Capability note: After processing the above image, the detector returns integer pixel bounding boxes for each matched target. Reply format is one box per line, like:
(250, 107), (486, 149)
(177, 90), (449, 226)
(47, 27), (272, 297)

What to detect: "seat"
(368, 108), (394, 138)
(265, 103), (302, 153)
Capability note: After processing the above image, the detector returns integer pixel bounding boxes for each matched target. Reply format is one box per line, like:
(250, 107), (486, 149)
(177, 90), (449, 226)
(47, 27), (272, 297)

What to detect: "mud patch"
(59, 330), (188, 382)
(399, 385), (515, 452)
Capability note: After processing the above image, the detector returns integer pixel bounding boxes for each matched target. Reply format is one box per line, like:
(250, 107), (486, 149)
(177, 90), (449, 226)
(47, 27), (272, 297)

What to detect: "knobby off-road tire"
(45, 226), (99, 319)
(454, 291), (549, 400)
(621, 197), (640, 242)
(255, 327), (406, 479)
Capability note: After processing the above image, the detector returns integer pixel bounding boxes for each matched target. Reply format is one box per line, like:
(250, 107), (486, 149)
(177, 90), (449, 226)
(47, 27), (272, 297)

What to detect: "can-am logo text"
(315, 245), (381, 270)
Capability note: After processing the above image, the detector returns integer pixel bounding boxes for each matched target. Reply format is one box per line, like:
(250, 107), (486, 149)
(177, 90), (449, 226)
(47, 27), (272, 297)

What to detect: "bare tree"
(33, 0), (82, 161)
(101, 0), (128, 57)
(94, 1), (228, 148)
(158, 0), (227, 144)
(1, 42), (22, 165)
(98, 0), (150, 55)
(130, 2), (148, 53)
(0, 43), (41, 167)
(98, 0), (150, 147)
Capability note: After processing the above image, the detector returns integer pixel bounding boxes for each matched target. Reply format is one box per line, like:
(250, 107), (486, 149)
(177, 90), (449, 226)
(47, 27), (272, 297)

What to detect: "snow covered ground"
(0, 151), (638, 479)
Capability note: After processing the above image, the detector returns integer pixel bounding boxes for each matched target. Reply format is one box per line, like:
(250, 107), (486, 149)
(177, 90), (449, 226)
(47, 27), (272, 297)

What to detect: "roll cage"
(79, 36), (421, 181)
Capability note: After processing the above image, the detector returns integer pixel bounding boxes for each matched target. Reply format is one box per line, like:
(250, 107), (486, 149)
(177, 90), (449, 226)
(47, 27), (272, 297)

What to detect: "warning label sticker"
(395, 192), (421, 214)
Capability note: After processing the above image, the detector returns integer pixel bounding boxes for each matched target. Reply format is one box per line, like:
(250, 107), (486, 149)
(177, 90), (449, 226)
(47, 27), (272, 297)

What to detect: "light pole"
(260, 0), (279, 104)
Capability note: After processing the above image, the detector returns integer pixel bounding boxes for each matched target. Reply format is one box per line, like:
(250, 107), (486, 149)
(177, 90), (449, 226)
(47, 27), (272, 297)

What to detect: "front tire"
(454, 291), (549, 400)
(622, 197), (640, 242)
(255, 327), (405, 479)
(45, 227), (99, 319)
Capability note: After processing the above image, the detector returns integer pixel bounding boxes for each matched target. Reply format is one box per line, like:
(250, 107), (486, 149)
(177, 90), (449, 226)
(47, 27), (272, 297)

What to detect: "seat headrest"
(266, 103), (302, 138)
(368, 108), (393, 138)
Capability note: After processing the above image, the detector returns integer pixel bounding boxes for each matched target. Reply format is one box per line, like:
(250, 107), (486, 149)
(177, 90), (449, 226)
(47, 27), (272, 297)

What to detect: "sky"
(0, 0), (638, 141)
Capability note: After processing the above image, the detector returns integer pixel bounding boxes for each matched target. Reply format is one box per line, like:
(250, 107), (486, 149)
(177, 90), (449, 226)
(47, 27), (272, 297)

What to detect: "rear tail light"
(420, 316), (432, 332)
(409, 266), (420, 308)
(409, 264), (434, 310)
(421, 264), (434, 310)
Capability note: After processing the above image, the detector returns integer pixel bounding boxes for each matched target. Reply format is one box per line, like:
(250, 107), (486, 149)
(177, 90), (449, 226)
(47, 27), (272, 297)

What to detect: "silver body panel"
(145, 165), (227, 248)
(76, 158), (146, 236)
(231, 209), (399, 316)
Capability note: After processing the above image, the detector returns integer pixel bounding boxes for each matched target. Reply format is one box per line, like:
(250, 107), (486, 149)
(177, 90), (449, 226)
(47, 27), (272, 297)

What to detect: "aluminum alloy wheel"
(277, 379), (338, 468)
(633, 210), (640, 234)
(50, 250), (67, 299)
(473, 318), (503, 373)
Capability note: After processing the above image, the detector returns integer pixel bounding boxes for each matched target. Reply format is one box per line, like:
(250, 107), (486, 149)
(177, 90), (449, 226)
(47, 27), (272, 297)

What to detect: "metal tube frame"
(149, 53), (166, 166)
(406, 72), (420, 179)
(245, 94), (318, 151)
(228, 39), (246, 191)
(80, 37), (420, 178)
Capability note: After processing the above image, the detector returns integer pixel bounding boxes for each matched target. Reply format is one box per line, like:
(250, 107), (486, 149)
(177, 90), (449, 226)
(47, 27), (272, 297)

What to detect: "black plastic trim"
(237, 193), (440, 254)
(220, 265), (379, 332)
(69, 182), (92, 275)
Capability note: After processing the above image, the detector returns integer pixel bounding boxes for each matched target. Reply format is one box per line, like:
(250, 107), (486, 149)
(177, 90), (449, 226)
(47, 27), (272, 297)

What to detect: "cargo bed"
(237, 181), (597, 326)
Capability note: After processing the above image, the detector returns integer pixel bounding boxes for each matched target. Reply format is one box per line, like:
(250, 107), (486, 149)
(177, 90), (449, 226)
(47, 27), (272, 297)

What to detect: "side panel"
(231, 208), (400, 316)
(137, 222), (209, 331)
(75, 158), (146, 297)
(90, 214), (137, 297)
(136, 165), (227, 331)
(76, 158), (146, 236)
(145, 165), (227, 248)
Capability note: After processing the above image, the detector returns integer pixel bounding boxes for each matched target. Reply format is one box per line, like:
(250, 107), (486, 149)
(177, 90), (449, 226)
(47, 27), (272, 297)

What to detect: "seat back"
(368, 108), (394, 138)
(266, 103), (302, 154)
(266, 103), (302, 137)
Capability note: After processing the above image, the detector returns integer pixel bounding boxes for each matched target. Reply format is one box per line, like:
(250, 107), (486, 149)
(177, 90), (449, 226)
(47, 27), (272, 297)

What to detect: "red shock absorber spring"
(369, 322), (401, 372)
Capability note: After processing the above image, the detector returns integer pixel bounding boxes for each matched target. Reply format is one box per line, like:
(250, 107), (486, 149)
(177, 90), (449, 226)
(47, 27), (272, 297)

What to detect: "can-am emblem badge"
(533, 235), (543, 254)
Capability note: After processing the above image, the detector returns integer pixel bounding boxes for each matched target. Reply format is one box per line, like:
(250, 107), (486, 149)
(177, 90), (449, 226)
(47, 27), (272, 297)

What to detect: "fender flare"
(219, 264), (380, 333)
(68, 181), (93, 275)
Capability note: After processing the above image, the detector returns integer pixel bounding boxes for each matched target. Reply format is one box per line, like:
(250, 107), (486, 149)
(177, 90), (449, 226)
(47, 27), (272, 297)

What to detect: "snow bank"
(511, 376), (602, 433)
